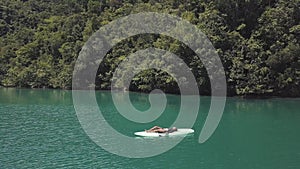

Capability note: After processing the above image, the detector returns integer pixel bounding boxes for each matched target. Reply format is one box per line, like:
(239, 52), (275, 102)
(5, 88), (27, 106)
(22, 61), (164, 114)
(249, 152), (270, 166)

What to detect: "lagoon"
(0, 88), (299, 168)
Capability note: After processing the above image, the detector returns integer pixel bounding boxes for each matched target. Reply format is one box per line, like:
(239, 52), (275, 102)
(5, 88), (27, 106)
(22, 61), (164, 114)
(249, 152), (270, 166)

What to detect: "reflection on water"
(0, 88), (72, 105)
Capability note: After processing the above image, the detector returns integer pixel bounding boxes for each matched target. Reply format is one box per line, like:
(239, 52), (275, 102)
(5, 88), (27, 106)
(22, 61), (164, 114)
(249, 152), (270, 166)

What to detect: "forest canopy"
(0, 0), (299, 97)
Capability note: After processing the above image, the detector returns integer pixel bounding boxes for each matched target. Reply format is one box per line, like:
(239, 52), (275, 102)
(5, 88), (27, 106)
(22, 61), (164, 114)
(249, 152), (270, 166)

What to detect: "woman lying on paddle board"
(145, 126), (178, 133)
(135, 127), (194, 137)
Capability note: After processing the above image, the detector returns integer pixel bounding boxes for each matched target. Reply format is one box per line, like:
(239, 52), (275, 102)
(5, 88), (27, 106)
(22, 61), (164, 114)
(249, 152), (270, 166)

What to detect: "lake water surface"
(0, 88), (299, 168)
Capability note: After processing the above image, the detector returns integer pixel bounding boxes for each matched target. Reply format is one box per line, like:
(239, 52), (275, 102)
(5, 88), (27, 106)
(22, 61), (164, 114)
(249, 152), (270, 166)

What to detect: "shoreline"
(1, 86), (300, 99)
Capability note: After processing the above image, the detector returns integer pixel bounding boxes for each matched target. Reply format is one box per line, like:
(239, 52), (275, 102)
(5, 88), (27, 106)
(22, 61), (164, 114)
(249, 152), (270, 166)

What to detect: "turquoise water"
(0, 88), (300, 168)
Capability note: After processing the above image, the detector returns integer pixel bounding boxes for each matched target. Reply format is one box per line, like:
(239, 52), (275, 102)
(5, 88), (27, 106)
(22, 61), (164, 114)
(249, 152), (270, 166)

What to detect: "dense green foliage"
(0, 0), (299, 96)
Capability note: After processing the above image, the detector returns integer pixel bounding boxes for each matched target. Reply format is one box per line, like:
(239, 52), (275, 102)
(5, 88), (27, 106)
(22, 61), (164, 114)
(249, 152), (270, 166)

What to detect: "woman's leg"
(150, 126), (161, 130)
(146, 126), (162, 132)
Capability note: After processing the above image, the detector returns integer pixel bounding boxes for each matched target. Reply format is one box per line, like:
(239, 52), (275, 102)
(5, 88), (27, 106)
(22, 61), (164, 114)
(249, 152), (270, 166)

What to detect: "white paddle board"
(134, 128), (194, 137)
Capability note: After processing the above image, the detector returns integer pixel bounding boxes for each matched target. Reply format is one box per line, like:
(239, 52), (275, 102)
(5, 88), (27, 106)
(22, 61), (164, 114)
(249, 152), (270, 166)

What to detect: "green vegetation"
(0, 0), (299, 97)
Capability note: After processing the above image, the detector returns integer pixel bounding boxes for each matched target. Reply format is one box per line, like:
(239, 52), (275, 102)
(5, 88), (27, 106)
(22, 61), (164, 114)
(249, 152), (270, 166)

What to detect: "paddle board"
(134, 128), (194, 137)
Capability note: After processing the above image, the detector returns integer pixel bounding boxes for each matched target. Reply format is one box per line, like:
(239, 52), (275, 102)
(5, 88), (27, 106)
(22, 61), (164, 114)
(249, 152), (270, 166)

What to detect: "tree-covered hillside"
(0, 0), (299, 97)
